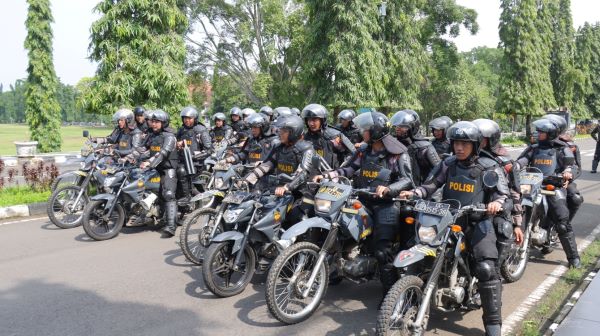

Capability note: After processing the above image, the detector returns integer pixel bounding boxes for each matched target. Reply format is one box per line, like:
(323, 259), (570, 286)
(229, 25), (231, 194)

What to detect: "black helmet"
(180, 106), (199, 124)
(353, 111), (389, 141)
(241, 108), (256, 120)
(112, 108), (135, 128)
(213, 112), (227, 123)
(429, 116), (453, 132)
(230, 107), (242, 118)
(275, 115), (304, 143)
(338, 109), (356, 122)
(472, 118), (501, 150)
(133, 106), (145, 116)
(274, 107), (293, 120)
(390, 109), (421, 137)
(291, 107), (301, 116)
(301, 103), (328, 128)
(447, 121), (482, 155)
(149, 109), (170, 129)
(542, 114), (568, 135)
(259, 106), (274, 120)
(246, 113), (269, 135)
(532, 118), (559, 141)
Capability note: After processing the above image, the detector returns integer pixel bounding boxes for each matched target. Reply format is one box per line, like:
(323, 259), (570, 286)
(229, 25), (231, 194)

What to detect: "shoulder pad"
(443, 155), (457, 166)
(477, 156), (499, 169)
(193, 124), (207, 133)
(294, 140), (313, 152)
(413, 139), (433, 149)
(130, 128), (141, 135)
(323, 127), (341, 139)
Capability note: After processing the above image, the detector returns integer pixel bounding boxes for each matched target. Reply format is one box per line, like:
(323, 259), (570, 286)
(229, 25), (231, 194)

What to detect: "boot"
(479, 279), (502, 336)
(558, 231), (581, 269)
(161, 201), (177, 238)
(592, 159), (598, 173)
(177, 178), (192, 207)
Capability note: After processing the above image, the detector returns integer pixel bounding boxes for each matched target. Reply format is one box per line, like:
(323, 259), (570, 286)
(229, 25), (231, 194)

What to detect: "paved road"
(1, 138), (600, 336)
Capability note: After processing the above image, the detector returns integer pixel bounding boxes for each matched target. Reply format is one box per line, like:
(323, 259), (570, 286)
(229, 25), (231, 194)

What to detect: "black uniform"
(517, 140), (580, 264)
(398, 136), (441, 185)
(304, 126), (355, 170)
(431, 138), (451, 159)
(591, 125), (600, 172)
(136, 120), (149, 134)
(210, 125), (233, 145)
(97, 127), (144, 158)
(130, 128), (179, 231)
(245, 140), (315, 226)
(556, 136), (584, 222)
(175, 123), (213, 202)
(328, 139), (413, 291)
(337, 123), (362, 145)
(414, 155), (509, 334)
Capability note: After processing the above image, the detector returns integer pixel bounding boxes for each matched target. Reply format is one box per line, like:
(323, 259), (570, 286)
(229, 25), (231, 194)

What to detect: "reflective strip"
(302, 197), (315, 205)
(341, 208), (358, 214)
(74, 171), (88, 177)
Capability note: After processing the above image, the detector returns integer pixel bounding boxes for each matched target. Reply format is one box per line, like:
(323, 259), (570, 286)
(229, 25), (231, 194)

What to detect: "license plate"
(223, 193), (245, 204)
(414, 200), (450, 217)
(520, 173), (543, 184)
(317, 186), (344, 197)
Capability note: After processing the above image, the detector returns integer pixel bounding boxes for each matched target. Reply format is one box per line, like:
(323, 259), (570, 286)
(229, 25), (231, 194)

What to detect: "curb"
(0, 202), (46, 220)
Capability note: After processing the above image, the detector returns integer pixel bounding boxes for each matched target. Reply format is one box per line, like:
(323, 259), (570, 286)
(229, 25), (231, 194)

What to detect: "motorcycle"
(81, 165), (176, 241)
(179, 162), (251, 265)
(501, 168), (562, 282)
(265, 177), (409, 325)
(47, 131), (113, 229)
(201, 174), (295, 297)
(375, 171), (499, 335)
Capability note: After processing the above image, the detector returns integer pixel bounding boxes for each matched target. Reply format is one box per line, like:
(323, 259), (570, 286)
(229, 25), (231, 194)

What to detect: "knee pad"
(475, 260), (497, 282)
(568, 192), (584, 206)
(163, 189), (176, 201)
(556, 223), (569, 235)
(494, 218), (513, 240)
(176, 166), (187, 178)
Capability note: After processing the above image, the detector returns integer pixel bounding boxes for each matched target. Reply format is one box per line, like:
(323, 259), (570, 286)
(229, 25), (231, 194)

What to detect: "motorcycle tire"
(376, 275), (426, 336)
(179, 208), (221, 265)
(82, 200), (125, 241)
(202, 241), (256, 298)
(47, 185), (89, 229)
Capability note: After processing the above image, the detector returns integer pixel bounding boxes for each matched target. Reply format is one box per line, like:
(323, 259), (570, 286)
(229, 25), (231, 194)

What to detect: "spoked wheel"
(82, 200), (125, 241)
(265, 242), (329, 325)
(47, 186), (89, 229)
(501, 225), (531, 283)
(202, 241), (256, 297)
(376, 276), (426, 336)
(179, 208), (221, 265)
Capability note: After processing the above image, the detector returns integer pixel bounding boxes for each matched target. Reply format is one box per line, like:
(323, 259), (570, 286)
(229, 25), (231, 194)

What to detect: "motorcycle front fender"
(211, 231), (244, 254)
(90, 193), (116, 202)
(393, 244), (437, 268)
(280, 217), (331, 241)
(190, 189), (224, 203)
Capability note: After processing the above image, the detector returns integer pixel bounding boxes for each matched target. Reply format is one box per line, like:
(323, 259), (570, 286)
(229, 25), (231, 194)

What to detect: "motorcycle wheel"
(82, 200), (125, 241)
(47, 185), (89, 229)
(50, 172), (80, 192)
(202, 241), (256, 298)
(501, 225), (531, 283)
(179, 208), (221, 265)
(376, 275), (426, 336)
(265, 242), (329, 325)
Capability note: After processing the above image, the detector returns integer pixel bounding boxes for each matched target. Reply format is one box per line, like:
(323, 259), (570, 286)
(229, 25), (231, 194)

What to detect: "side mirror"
(483, 171), (499, 188)
(83, 130), (90, 138)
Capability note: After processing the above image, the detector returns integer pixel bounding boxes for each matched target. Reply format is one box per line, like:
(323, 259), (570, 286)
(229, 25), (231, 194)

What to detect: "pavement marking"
(0, 217), (46, 227)
(502, 223), (600, 335)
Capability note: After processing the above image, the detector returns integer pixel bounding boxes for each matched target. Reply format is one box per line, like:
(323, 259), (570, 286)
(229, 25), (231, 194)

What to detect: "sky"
(1, 0), (600, 89)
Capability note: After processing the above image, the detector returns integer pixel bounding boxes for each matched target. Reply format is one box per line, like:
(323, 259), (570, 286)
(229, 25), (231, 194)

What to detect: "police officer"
(401, 121), (509, 336)
(134, 106), (149, 134)
(229, 107), (245, 134)
(259, 106), (275, 123)
(336, 109), (362, 144)
(473, 118), (524, 270)
(301, 103), (356, 170)
(544, 114), (584, 224)
(210, 113), (233, 146)
(175, 106), (213, 205)
(314, 112), (413, 294)
(517, 119), (581, 268)
(429, 116), (453, 159)
(391, 109), (441, 184)
(93, 108), (143, 158)
(291, 107), (301, 116)
(591, 122), (600, 173)
(132, 110), (179, 238)
(220, 113), (278, 166)
(241, 115), (315, 226)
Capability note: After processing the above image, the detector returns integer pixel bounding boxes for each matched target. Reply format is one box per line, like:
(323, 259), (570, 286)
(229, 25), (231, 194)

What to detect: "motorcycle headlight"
(214, 177), (225, 189)
(104, 177), (117, 187)
(223, 208), (244, 223)
(418, 226), (437, 244)
(315, 199), (332, 213)
(520, 184), (532, 195)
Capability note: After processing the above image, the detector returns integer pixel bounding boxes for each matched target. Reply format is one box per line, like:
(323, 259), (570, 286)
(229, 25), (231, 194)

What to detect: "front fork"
(103, 179), (126, 220)
(233, 206), (259, 270)
(301, 223), (339, 298)
(72, 168), (94, 210)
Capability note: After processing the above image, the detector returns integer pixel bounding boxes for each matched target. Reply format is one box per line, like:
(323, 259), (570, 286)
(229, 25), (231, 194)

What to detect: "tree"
(80, 0), (190, 121)
(573, 23), (600, 117)
(498, 0), (557, 135)
(24, 0), (62, 152)
(187, 0), (308, 108)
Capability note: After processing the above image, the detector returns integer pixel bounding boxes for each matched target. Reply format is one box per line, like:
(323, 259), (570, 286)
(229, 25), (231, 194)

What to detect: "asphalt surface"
(2, 138), (600, 336)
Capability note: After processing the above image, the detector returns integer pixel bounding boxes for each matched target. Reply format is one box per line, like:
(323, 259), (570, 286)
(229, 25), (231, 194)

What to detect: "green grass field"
(0, 124), (112, 156)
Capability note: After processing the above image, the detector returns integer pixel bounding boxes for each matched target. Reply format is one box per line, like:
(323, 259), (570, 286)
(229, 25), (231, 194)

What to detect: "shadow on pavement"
(40, 222), (63, 230)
